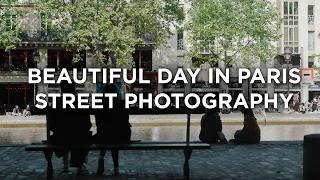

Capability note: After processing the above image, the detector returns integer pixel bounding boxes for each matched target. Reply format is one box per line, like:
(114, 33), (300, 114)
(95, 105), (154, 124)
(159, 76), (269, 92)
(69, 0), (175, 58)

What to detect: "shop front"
(0, 83), (35, 113)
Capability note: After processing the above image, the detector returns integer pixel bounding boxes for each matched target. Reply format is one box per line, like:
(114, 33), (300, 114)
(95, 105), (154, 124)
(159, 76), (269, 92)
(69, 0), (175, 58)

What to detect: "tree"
(187, 0), (282, 68)
(314, 33), (320, 76)
(36, 0), (184, 68)
(0, 1), (24, 52)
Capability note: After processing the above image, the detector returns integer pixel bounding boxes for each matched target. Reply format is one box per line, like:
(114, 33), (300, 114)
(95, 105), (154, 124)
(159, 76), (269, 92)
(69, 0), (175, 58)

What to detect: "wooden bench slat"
(25, 143), (210, 151)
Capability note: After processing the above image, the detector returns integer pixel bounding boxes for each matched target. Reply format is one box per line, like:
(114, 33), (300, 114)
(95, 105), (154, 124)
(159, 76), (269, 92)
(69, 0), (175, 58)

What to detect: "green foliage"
(187, 0), (282, 68)
(36, 0), (184, 68)
(0, 1), (24, 51)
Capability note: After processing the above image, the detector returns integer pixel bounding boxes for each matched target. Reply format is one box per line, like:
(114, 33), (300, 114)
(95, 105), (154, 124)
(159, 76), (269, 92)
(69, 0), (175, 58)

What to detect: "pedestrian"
(199, 107), (228, 144)
(230, 106), (260, 144)
(293, 92), (300, 107)
(278, 96), (284, 113)
(94, 84), (132, 176)
(312, 96), (318, 112)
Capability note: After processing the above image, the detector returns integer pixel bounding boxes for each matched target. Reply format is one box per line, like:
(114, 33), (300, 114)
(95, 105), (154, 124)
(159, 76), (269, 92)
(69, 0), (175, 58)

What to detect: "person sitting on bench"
(48, 80), (92, 175)
(199, 107), (228, 144)
(231, 106), (261, 144)
(94, 84), (132, 176)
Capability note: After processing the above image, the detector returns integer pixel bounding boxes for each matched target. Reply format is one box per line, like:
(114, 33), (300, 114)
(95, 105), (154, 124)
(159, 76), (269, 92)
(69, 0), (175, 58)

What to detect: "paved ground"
(1, 112), (320, 128)
(0, 142), (303, 180)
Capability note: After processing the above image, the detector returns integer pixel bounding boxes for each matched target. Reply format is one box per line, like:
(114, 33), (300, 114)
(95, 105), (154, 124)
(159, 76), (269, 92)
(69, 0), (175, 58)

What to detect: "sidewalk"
(0, 113), (320, 127)
(0, 142), (303, 180)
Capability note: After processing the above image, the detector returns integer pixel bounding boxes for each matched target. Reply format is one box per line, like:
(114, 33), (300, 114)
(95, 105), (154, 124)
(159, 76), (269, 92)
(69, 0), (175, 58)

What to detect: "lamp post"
(284, 48), (292, 108)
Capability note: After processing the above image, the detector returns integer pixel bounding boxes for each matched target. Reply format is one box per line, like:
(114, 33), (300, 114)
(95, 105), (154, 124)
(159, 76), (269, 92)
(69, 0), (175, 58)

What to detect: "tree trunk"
(109, 52), (117, 68)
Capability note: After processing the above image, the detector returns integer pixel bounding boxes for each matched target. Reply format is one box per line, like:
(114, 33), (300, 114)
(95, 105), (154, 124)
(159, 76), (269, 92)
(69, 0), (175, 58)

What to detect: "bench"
(25, 141), (210, 179)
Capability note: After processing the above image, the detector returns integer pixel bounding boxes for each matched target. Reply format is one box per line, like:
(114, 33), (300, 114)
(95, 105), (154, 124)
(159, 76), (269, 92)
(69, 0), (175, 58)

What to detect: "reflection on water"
(1, 125), (320, 144)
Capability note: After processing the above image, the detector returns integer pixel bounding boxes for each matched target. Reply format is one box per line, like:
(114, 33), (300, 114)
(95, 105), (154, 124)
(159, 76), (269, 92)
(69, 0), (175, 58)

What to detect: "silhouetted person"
(94, 84), (131, 176)
(48, 80), (92, 175)
(231, 107), (260, 144)
(199, 107), (228, 144)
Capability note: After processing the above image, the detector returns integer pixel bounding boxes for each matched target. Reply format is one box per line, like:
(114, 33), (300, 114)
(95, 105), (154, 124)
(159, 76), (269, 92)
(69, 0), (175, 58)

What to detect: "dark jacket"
(94, 100), (131, 144)
(199, 112), (222, 143)
(48, 98), (92, 147)
(242, 115), (260, 138)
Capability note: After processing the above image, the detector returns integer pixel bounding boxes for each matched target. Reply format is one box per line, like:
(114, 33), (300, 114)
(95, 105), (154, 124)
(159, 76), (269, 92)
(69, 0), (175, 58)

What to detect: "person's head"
(239, 105), (254, 116)
(60, 80), (75, 94)
(15, 105), (18, 109)
(206, 107), (219, 114)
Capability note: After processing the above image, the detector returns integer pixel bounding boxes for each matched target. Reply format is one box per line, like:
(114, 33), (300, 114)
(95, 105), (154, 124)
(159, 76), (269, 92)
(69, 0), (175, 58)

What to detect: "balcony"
(20, 30), (65, 42)
(135, 33), (156, 44)
(308, 15), (315, 25)
(308, 41), (315, 50)
(177, 39), (184, 50)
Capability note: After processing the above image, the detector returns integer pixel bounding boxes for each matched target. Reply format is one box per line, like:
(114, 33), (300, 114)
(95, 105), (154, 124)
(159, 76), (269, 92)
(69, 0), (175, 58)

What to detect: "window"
(308, 6), (314, 25)
(11, 50), (26, 71)
(284, 1), (299, 54)
(177, 29), (184, 50)
(0, 50), (9, 70)
(48, 50), (86, 70)
(133, 50), (152, 71)
(308, 31), (315, 50)
(2, 14), (17, 31)
(284, 1), (298, 25)
(48, 50), (58, 69)
(41, 13), (53, 35)
(284, 27), (299, 53)
(198, 40), (213, 54)
(308, 57), (314, 68)
(59, 50), (74, 70)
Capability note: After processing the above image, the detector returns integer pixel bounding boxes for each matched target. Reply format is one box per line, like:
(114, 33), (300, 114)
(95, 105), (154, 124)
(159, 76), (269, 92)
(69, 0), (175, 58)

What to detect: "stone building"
(1, 0), (320, 112)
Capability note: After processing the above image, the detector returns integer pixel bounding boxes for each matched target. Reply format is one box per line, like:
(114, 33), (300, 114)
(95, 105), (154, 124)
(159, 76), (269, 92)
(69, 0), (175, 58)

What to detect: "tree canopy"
(0, 0), (184, 68)
(187, 0), (282, 68)
(36, 0), (184, 68)
(0, 1), (24, 52)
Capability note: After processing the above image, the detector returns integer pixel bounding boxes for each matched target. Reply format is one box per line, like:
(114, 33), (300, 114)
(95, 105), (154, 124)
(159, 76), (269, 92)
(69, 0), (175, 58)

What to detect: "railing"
(308, 15), (314, 25)
(308, 41), (315, 50)
(135, 33), (156, 43)
(177, 39), (184, 50)
(20, 30), (65, 42)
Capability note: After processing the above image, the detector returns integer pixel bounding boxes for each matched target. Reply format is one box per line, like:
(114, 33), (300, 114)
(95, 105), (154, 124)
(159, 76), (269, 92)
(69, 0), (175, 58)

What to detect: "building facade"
(1, 0), (320, 113)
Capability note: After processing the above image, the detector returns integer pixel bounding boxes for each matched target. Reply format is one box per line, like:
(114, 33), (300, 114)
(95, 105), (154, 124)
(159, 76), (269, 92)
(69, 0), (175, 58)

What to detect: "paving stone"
(0, 143), (304, 180)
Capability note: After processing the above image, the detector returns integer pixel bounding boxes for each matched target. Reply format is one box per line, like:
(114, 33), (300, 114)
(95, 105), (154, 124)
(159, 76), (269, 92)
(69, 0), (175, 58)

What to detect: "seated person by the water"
(94, 84), (132, 176)
(199, 107), (228, 144)
(231, 106), (261, 144)
(23, 105), (31, 117)
(48, 80), (92, 175)
(12, 105), (21, 116)
(299, 103), (306, 114)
